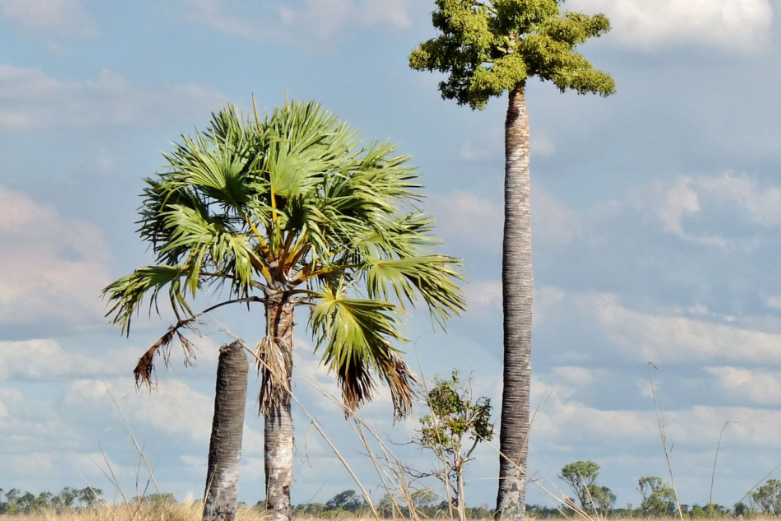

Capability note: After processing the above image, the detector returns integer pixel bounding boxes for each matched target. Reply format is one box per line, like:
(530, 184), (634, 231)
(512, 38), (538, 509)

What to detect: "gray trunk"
(456, 470), (467, 521)
(264, 298), (296, 521)
(203, 342), (249, 521)
(495, 86), (532, 521)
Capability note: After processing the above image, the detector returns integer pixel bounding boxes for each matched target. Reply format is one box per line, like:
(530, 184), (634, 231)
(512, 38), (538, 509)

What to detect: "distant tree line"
(0, 487), (101, 514)
(3, 473), (781, 518)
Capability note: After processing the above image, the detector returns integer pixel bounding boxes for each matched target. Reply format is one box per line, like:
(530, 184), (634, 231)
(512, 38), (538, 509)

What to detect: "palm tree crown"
(104, 100), (466, 418)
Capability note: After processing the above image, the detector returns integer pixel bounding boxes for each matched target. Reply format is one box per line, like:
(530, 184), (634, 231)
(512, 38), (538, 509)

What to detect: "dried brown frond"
(337, 356), (376, 418)
(177, 331), (198, 368)
(381, 351), (419, 420)
(133, 322), (199, 388)
(133, 328), (174, 388)
(256, 336), (292, 415)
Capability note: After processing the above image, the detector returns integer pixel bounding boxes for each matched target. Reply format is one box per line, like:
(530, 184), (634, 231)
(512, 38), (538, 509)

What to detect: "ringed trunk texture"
(264, 297), (296, 521)
(495, 87), (532, 521)
(203, 342), (249, 521)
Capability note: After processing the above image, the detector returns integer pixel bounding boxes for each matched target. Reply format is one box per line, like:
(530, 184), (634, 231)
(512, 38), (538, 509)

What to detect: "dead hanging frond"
(381, 351), (419, 420)
(133, 326), (174, 388)
(337, 356), (376, 418)
(132, 320), (199, 388)
(177, 331), (198, 368)
(132, 296), (264, 388)
(333, 351), (418, 419)
(256, 336), (292, 415)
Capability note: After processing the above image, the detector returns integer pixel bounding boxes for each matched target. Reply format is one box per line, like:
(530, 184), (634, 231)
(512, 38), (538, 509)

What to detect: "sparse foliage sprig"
(415, 370), (494, 521)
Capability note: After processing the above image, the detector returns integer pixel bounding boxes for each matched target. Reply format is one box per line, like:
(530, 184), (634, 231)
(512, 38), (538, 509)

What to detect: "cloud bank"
(570, 0), (773, 52)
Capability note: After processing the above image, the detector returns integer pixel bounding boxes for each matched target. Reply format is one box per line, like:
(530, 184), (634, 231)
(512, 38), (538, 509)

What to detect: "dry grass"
(0, 502), (265, 521)
(3, 510), (779, 521)
(20, 324), (758, 521)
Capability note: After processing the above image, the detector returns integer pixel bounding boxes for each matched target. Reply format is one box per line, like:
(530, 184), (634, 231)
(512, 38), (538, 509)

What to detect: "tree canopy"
(103, 100), (466, 417)
(409, 0), (616, 109)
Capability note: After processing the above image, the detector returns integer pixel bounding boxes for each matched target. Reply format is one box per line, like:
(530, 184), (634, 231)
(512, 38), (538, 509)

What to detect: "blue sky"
(2, 0), (781, 511)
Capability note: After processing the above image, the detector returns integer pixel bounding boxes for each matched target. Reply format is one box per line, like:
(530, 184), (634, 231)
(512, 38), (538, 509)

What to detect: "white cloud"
(570, 0), (773, 53)
(459, 140), (494, 162)
(431, 186), (581, 250)
(699, 173), (781, 227)
(0, 388), (22, 420)
(580, 292), (781, 365)
(429, 191), (503, 249)
(0, 65), (227, 131)
(767, 296), (781, 310)
(530, 376), (781, 451)
(184, 0), (411, 50)
(0, 0), (97, 37)
(66, 377), (265, 453)
(640, 173), (781, 248)
(531, 134), (556, 157)
(0, 184), (112, 327)
(647, 177), (728, 247)
(552, 366), (596, 387)
(534, 286), (566, 325)
(0, 453), (55, 475)
(658, 177), (700, 235)
(707, 367), (781, 405)
(532, 388), (781, 450)
(0, 339), (141, 381)
(468, 281), (502, 310)
(533, 186), (581, 245)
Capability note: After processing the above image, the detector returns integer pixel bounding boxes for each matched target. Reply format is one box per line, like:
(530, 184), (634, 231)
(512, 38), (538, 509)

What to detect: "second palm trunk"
(496, 87), (533, 521)
(264, 297), (296, 521)
(203, 342), (249, 521)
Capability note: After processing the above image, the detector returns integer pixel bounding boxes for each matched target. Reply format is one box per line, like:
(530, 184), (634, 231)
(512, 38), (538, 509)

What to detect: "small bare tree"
(414, 371), (494, 521)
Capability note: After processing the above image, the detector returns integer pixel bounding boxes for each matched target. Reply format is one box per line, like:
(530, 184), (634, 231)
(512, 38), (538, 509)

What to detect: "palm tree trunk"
(495, 86), (532, 521)
(264, 297), (296, 521)
(203, 342), (249, 521)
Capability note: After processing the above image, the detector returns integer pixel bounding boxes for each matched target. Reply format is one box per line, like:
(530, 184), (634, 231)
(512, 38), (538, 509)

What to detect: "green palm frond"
(159, 204), (258, 294)
(105, 97), (464, 419)
(353, 213), (440, 258)
(363, 256), (466, 328)
(309, 282), (416, 417)
(103, 265), (194, 336)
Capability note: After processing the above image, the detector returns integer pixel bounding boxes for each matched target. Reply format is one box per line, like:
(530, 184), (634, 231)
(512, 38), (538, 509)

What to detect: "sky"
(2, 0), (781, 512)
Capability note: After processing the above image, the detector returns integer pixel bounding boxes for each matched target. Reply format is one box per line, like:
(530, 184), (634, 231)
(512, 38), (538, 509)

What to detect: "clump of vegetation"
(413, 370), (494, 521)
(751, 479), (781, 515)
(637, 476), (678, 517)
(559, 461), (615, 516)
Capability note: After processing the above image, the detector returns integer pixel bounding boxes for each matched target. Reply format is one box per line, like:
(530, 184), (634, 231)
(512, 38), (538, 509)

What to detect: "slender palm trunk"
(264, 296), (296, 521)
(203, 342), (249, 521)
(496, 86), (532, 521)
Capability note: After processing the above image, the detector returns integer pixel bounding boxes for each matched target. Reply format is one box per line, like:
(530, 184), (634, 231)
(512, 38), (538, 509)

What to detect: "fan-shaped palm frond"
(104, 99), (466, 418)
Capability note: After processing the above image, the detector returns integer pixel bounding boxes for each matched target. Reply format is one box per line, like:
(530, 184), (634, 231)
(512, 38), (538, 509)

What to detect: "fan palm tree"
(410, 2), (615, 519)
(103, 100), (466, 521)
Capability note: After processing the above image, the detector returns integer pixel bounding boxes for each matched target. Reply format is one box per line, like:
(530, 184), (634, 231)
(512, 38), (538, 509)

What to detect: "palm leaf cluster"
(104, 100), (466, 417)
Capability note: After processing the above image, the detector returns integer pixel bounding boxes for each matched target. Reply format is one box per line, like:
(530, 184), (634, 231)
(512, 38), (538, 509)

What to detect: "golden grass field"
(0, 503), (768, 521)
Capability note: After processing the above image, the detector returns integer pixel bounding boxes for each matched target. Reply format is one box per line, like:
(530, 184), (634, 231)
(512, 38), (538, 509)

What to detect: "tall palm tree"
(409, 2), (615, 519)
(103, 100), (466, 521)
